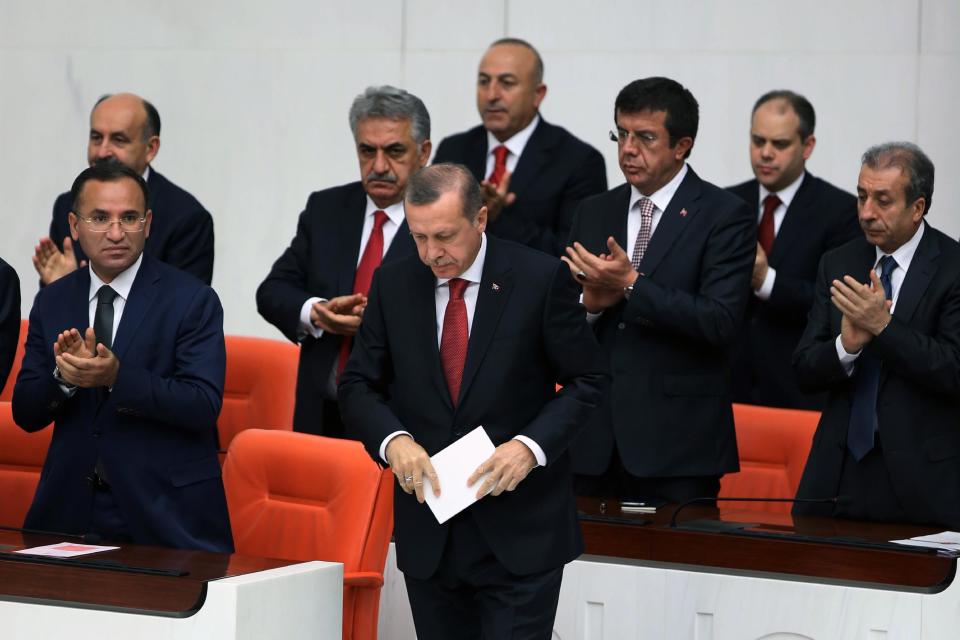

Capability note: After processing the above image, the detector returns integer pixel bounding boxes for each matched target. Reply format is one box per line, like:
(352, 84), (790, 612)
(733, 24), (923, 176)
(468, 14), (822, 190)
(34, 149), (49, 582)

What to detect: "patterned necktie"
(758, 194), (781, 255)
(440, 278), (469, 407)
(93, 285), (118, 350)
(847, 255), (898, 460)
(489, 145), (509, 187)
(337, 210), (388, 378)
(630, 197), (655, 270)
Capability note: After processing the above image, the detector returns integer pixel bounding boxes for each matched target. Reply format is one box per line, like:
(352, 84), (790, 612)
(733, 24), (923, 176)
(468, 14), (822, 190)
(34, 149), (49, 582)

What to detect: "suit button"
(617, 322), (626, 330)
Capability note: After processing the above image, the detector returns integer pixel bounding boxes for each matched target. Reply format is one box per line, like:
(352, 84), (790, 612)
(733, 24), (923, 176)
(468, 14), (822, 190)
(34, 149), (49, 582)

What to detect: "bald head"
(87, 93), (161, 175)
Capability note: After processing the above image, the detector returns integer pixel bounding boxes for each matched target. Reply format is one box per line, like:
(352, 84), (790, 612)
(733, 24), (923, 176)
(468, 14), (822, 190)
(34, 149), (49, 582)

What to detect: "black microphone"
(669, 495), (838, 528)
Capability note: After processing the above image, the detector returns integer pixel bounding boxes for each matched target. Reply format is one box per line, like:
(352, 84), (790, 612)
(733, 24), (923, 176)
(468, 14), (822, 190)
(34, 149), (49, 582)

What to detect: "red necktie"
(337, 210), (388, 377)
(440, 278), (469, 406)
(758, 194), (781, 255)
(488, 145), (509, 186)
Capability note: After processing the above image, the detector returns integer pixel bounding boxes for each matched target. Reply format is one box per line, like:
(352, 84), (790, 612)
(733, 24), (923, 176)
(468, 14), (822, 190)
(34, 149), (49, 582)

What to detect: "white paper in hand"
(423, 426), (496, 524)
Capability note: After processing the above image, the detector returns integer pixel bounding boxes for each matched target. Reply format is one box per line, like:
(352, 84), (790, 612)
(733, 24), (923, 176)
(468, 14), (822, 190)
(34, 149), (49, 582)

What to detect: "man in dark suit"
(793, 142), (960, 527)
(339, 164), (606, 639)
(13, 162), (231, 552)
(564, 77), (756, 503)
(728, 90), (860, 409)
(33, 93), (214, 285)
(432, 38), (607, 256)
(0, 257), (20, 392)
(257, 86), (430, 436)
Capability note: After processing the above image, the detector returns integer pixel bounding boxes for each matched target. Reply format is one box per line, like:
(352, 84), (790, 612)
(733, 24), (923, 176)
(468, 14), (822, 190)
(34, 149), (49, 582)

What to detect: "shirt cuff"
(380, 430), (412, 464)
(754, 266), (777, 300)
(834, 334), (860, 377)
(513, 435), (546, 467)
(299, 297), (326, 340)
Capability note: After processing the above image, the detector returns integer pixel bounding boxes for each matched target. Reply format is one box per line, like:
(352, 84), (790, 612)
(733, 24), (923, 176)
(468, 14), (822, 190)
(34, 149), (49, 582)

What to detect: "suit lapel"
(892, 223), (938, 326)
(458, 238), (513, 407)
(384, 218), (412, 263)
(410, 263), (452, 409)
(465, 127), (489, 182)
(507, 118), (552, 197)
(770, 173), (813, 264)
(111, 256), (160, 362)
(638, 168), (703, 276)
(337, 186), (368, 295)
(71, 268), (92, 334)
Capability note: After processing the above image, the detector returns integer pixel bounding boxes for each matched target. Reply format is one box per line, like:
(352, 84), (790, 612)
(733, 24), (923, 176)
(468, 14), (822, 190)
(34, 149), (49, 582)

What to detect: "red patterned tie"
(337, 210), (388, 377)
(440, 278), (469, 406)
(758, 194), (781, 255)
(488, 145), (509, 186)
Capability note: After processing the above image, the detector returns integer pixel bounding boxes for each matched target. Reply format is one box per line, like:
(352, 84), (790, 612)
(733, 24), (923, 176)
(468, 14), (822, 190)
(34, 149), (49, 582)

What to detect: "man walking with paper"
(339, 163), (606, 639)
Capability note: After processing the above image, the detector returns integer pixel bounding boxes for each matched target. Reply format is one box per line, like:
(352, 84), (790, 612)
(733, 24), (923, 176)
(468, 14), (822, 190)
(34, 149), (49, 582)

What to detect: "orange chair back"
(719, 403), (820, 514)
(219, 335), (298, 453)
(0, 319), (28, 402)
(0, 403), (52, 527)
(223, 429), (394, 640)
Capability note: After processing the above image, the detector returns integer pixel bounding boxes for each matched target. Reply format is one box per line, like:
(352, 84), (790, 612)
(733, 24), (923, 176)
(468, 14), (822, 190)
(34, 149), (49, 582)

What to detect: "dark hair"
(406, 164), (482, 221)
(614, 77), (698, 158)
(348, 85), (431, 144)
(489, 37), (544, 84)
(71, 158), (149, 212)
(861, 142), (935, 216)
(93, 93), (161, 140)
(752, 90), (816, 140)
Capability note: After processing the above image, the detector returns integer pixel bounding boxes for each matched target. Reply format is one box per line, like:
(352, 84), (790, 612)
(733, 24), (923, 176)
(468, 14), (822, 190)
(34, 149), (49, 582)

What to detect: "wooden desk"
(377, 501), (960, 639)
(0, 530), (342, 638)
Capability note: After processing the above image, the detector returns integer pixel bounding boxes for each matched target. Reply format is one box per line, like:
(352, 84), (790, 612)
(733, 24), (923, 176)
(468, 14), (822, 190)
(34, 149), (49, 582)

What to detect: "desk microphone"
(668, 495), (841, 528)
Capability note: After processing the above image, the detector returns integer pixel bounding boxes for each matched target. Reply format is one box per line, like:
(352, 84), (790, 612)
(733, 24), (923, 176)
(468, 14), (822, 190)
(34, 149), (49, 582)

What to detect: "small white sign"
(424, 426), (496, 524)
(14, 542), (119, 558)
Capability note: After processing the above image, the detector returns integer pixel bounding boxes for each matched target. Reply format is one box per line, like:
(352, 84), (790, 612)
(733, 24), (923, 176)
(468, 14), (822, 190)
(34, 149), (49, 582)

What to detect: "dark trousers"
(404, 514), (563, 640)
(833, 441), (907, 523)
(294, 398), (345, 438)
(574, 446), (721, 504)
(88, 487), (133, 544)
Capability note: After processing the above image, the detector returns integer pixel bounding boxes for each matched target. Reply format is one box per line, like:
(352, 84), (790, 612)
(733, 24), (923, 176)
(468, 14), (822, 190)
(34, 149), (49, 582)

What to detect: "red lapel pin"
(491, 283), (501, 292)
(679, 208), (688, 217)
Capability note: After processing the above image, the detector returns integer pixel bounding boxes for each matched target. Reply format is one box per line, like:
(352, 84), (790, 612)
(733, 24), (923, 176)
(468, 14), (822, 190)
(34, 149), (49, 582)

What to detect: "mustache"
(366, 170), (397, 183)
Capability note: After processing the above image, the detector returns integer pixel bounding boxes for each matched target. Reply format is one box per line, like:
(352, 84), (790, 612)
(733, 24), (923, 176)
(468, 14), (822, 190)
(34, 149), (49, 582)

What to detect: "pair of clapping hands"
(54, 328), (118, 389)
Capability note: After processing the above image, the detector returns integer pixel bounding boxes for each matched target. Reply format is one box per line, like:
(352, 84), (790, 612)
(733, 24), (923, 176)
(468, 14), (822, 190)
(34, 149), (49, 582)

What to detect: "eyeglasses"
(76, 213), (147, 233)
(609, 129), (659, 148)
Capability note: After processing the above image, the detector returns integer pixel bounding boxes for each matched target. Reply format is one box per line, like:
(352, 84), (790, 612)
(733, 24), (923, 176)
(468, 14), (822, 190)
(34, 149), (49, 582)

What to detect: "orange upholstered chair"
(0, 402), (52, 527)
(0, 319), (28, 402)
(719, 403), (821, 514)
(219, 335), (298, 454)
(223, 429), (393, 640)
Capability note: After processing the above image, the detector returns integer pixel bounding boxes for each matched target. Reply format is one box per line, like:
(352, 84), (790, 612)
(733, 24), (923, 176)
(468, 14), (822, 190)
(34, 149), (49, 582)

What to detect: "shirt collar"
(875, 220), (925, 273)
(437, 232), (487, 288)
(630, 163), (689, 213)
(486, 114), (541, 160)
(759, 170), (805, 209)
(88, 253), (143, 303)
(364, 197), (405, 227)
(142, 165), (151, 183)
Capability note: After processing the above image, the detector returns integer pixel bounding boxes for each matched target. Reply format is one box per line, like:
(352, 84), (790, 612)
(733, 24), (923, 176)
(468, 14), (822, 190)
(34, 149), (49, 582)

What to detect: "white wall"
(2, 0), (957, 337)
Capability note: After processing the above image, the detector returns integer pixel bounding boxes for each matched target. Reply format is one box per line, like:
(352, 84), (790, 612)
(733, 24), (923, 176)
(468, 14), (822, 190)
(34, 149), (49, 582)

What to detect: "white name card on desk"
(424, 426), (495, 524)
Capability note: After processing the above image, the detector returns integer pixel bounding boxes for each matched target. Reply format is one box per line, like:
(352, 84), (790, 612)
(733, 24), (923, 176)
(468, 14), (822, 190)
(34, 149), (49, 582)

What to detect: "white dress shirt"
(379, 233), (547, 467)
(299, 198), (406, 339)
(835, 222), (926, 375)
(483, 114), (541, 179)
(754, 171), (805, 299)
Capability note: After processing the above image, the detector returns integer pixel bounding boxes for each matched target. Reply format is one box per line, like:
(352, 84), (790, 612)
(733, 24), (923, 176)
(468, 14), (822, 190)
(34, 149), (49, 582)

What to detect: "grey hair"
(405, 163), (482, 221)
(862, 142), (935, 215)
(348, 85), (430, 144)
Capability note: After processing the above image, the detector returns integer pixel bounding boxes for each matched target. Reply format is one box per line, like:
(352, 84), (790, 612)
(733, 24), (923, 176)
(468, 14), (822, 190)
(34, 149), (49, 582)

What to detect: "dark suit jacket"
(12, 255), (232, 552)
(792, 224), (960, 527)
(433, 118), (607, 256)
(568, 168), (756, 478)
(338, 236), (607, 579)
(727, 173), (859, 409)
(0, 257), (20, 392)
(50, 169), (215, 284)
(256, 182), (417, 432)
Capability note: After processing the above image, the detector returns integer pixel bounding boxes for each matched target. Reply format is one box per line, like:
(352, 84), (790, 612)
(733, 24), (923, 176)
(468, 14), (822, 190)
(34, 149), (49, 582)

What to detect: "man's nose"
(105, 221), (125, 241)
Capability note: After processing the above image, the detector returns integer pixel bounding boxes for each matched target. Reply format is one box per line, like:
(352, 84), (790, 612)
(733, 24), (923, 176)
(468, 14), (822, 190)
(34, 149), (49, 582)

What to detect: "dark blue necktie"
(847, 255), (897, 460)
